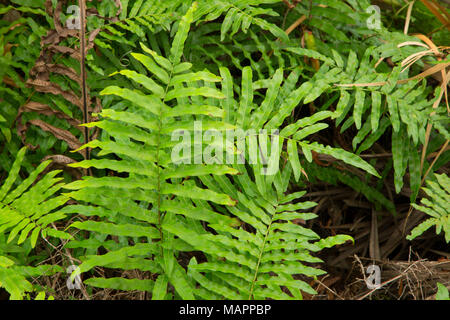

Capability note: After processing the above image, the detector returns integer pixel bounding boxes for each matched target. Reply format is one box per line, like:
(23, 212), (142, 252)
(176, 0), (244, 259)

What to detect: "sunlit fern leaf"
(288, 45), (438, 196)
(195, 0), (288, 42)
(163, 165), (353, 299)
(436, 282), (450, 300)
(0, 254), (62, 300)
(407, 173), (450, 243)
(218, 65), (380, 180)
(157, 63), (370, 300)
(64, 3), (239, 299)
(0, 255), (32, 300)
(0, 147), (71, 248)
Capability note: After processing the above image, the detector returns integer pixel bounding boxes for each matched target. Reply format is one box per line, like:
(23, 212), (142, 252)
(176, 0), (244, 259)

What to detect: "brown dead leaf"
(31, 61), (81, 84)
(42, 154), (77, 166)
(2, 76), (20, 88)
(21, 0), (121, 162)
(16, 102), (81, 129)
(19, 119), (83, 153)
(47, 45), (82, 60)
(26, 79), (83, 111)
(42, 29), (79, 46)
(41, 154), (82, 180)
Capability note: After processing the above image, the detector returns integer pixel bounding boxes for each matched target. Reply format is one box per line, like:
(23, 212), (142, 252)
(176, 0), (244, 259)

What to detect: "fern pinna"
(0, 147), (68, 299)
(407, 173), (450, 243)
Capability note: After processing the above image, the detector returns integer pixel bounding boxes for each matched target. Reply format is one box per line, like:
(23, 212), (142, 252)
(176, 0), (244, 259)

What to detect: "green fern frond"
(65, 3), (239, 298)
(164, 165), (353, 299)
(407, 173), (450, 243)
(0, 255), (33, 300)
(436, 282), (450, 300)
(218, 65), (380, 180)
(0, 254), (62, 300)
(0, 146), (67, 299)
(195, 0), (288, 42)
(287, 44), (441, 198)
(0, 147), (71, 248)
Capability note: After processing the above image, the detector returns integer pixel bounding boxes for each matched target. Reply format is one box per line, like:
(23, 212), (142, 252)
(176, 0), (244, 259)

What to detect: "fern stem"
(156, 64), (175, 249)
(248, 214), (274, 300)
(78, 0), (90, 166)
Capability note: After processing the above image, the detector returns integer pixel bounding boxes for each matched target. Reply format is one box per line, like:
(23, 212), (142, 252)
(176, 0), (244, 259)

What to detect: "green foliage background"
(0, 0), (448, 300)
